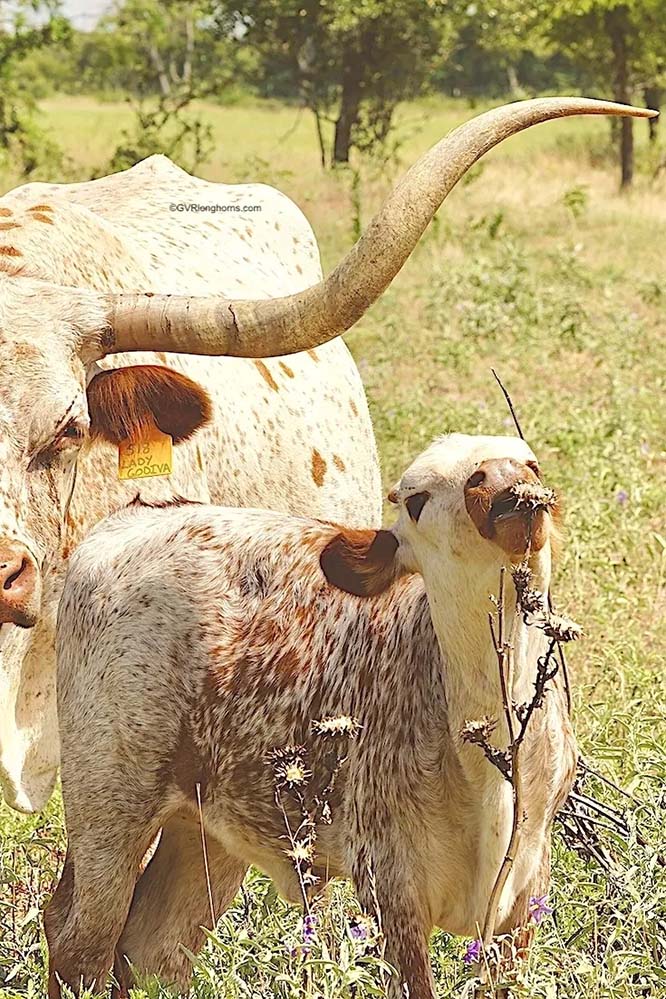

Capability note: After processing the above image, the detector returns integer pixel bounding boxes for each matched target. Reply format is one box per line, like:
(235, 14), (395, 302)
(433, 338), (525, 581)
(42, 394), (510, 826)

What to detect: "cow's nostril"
(467, 470), (485, 489)
(4, 560), (27, 590)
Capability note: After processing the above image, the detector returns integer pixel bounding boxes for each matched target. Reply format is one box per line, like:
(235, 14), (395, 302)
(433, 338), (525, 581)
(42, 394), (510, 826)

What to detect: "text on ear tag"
(118, 427), (173, 480)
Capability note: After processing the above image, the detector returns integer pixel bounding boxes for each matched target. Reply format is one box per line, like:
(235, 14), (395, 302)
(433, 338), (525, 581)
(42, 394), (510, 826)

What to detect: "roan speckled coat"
(48, 433), (577, 998)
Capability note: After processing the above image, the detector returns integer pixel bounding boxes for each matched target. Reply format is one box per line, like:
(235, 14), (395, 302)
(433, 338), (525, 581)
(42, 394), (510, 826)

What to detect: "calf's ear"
(320, 528), (401, 597)
(87, 365), (212, 445)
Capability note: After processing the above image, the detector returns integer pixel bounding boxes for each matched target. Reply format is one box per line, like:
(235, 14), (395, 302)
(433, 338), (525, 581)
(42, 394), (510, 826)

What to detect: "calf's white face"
(389, 433), (552, 575)
(320, 433), (556, 611)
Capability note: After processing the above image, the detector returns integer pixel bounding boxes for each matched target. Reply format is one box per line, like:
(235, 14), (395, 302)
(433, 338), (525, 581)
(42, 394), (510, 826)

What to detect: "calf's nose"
(0, 540), (41, 627)
(464, 457), (549, 558)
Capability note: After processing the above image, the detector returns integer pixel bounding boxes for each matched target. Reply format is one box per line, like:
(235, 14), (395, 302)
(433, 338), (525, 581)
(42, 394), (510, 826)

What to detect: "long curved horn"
(104, 97), (656, 359)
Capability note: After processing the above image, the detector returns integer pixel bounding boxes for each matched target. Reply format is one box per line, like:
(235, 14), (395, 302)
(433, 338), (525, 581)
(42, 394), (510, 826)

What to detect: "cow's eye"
(60, 422), (85, 442)
(29, 422), (86, 471)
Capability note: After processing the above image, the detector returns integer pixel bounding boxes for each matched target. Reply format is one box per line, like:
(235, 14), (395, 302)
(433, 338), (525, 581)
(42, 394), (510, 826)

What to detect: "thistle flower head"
(543, 614), (582, 643)
(268, 745), (311, 788)
(312, 715), (361, 740)
(288, 838), (315, 865)
(349, 914), (378, 945)
(511, 562), (532, 594)
(529, 894), (553, 925)
(510, 481), (557, 512)
(302, 913), (318, 946)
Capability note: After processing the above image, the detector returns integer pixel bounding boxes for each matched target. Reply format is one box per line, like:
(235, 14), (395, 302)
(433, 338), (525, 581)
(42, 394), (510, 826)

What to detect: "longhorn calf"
(48, 433), (576, 998)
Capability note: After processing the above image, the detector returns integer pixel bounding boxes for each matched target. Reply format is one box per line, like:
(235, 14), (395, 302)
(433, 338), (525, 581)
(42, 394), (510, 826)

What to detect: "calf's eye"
(406, 491), (430, 523)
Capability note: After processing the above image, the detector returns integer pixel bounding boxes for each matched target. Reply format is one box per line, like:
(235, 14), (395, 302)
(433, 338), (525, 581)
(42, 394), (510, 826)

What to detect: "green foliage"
(466, 0), (666, 185)
(0, 1), (71, 178)
(88, 1), (242, 174)
(225, 0), (456, 165)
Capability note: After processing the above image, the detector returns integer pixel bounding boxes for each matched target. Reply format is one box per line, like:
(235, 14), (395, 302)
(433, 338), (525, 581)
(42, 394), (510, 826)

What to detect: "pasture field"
(1, 95), (665, 998)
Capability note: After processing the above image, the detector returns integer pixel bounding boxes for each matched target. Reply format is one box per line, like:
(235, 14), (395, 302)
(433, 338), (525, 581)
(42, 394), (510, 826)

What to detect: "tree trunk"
(644, 86), (660, 142)
(606, 6), (633, 189)
(333, 49), (363, 164)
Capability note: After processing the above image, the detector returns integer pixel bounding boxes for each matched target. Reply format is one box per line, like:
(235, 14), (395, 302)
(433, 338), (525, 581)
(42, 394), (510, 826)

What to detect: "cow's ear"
(87, 365), (212, 445)
(320, 528), (401, 597)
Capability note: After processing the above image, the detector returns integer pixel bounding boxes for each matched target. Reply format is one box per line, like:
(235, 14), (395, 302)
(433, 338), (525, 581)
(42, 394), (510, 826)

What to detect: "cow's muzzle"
(464, 458), (551, 559)
(0, 539), (41, 627)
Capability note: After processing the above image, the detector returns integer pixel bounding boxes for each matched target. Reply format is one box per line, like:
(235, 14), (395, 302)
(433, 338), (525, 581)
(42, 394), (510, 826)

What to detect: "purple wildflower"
(615, 489), (629, 506)
(529, 894), (553, 925)
(350, 921), (368, 942)
(302, 913), (317, 948)
(463, 938), (482, 966)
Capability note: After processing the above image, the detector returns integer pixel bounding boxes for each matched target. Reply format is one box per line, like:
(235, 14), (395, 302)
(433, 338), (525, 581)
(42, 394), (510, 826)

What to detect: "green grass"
(1, 94), (665, 998)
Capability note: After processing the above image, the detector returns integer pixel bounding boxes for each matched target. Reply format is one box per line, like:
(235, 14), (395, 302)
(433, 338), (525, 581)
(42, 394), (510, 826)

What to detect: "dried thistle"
(268, 746), (311, 789)
(543, 614), (582, 643)
(312, 715), (361, 740)
(460, 716), (497, 745)
(511, 561), (546, 618)
(288, 837), (315, 865)
(461, 717), (512, 780)
(510, 481), (557, 511)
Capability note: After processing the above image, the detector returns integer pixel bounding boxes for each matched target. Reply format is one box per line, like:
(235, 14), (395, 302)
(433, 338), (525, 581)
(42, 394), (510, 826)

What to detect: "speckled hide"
(49, 433), (577, 999)
(0, 156), (380, 813)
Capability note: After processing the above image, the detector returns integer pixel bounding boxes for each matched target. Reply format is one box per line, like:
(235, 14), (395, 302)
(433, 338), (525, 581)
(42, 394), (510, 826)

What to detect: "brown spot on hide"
(0, 246), (21, 257)
(0, 222), (20, 231)
(307, 349), (319, 363)
(29, 204), (54, 213)
(296, 264), (303, 274)
(0, 208), (12, 217)
(350, 399), (358, 417)
(311, 448), (327, 487)
(32, 213), (54, 225)
(333, 455), (346, 472)
(87, 365), (212, 445)
(254, 360), (279, 392)
(278, 362), (295, 379)
(320, 528), (400, 597)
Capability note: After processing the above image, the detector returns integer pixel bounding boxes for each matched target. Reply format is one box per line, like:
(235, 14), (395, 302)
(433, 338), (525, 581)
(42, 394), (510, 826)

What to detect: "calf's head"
(322, 434), (559, 600)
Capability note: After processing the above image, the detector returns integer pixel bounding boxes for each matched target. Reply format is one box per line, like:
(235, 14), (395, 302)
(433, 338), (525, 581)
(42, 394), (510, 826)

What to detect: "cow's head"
(0, 277), (211, 811)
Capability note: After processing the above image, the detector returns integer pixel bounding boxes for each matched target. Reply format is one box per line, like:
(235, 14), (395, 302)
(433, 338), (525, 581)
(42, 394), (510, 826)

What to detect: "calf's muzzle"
(464, 458), (550, 559)
(0, 540), (41, 627)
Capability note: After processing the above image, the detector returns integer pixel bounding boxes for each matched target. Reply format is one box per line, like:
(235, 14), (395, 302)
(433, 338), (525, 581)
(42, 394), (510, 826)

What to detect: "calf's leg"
(45, 811), (160, 998)
(113, 809), (247, 996)
(353, 848), (435, 999)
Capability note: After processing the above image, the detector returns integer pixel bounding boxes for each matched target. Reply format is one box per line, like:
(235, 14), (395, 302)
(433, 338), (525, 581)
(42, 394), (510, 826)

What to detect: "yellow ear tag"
(118, 426), (173, 480)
